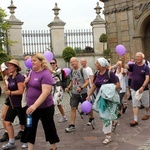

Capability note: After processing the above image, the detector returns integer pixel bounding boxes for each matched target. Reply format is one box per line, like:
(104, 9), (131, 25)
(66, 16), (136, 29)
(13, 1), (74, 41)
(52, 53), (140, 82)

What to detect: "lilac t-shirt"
(26, 69), (54, 108)
(8, 73), (25, 107)
(128, 64), (149, 91)
(94, 70), (118, 93)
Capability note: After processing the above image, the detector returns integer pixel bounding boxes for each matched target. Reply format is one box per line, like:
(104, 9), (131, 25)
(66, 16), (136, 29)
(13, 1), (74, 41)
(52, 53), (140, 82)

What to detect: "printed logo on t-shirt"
(103, 79), (109, 83)
(141, 70), (145, 73)
(34, 78), (38, 81)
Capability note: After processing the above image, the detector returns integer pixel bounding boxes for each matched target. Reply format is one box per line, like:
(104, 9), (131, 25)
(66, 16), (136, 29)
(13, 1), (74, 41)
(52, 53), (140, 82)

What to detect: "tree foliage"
(0, 8), (11, 64)
(62, 47), (76, 62)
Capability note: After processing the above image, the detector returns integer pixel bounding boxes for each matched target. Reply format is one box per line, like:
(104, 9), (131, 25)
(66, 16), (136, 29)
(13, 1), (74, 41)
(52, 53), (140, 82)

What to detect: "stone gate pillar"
(91, 2), (106, 55)
(48, 3), (66, 56)
(7, 0), (24, 58)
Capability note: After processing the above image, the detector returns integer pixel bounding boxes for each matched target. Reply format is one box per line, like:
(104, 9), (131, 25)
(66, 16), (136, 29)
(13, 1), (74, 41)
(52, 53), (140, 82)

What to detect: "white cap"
(1, 63), (8, 72)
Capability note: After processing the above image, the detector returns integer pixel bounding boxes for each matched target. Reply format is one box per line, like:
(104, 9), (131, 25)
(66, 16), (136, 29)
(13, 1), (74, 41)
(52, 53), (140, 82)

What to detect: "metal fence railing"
(22, 30), (51, 55)
(22, 29), (94, 55)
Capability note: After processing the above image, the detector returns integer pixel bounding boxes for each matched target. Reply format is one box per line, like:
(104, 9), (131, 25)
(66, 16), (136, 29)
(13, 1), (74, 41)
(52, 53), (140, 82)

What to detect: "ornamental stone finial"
(94, 2), (102, 17)
(52, 3), (61, 19)
(8, 0), (17, 16)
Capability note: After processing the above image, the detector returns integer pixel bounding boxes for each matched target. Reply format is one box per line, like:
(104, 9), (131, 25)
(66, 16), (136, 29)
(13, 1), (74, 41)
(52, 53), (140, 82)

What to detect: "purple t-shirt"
(26, 69), (54, 108)
(128, 64), (149, 91)
(8, 73), (25, 107)
(94, 69), (118, 93)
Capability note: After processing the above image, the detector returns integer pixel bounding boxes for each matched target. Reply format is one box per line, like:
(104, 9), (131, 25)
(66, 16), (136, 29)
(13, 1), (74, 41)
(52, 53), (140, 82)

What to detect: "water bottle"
(26, 114), (32, 127)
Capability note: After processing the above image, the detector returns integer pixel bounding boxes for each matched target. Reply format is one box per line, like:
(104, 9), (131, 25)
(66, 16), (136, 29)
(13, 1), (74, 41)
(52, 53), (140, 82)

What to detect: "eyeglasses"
(50, 62), (56, 65)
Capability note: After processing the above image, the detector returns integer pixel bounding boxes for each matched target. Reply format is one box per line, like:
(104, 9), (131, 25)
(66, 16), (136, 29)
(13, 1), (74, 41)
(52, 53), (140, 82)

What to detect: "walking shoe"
(65, 124), (76, 132)
(103, 136), (112, 145)
(87, 118), (94, 126)
(142, 115), (149, 120)
(130, 120), (138, 126)
(21, 143), (28, 149)
(58, 116), (68, 123)
(2, 142), (16, 149)
(15, 130), (23, 140)
(0, 132), (9, 142)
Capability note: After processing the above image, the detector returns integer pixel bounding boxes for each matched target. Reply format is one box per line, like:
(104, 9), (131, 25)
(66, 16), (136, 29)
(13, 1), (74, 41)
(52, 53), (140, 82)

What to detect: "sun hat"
(134, 90), (142, 101)
(1, 63), (8, 72)
(8, 59), (21, 71)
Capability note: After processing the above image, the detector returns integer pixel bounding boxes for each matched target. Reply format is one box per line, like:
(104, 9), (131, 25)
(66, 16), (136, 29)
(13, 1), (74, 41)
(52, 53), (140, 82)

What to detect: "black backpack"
(54, 68), (70, 89)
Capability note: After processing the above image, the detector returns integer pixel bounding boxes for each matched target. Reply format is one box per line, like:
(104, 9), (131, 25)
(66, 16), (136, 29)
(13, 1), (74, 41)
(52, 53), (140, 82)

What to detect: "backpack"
(70, 68), (84, 79)
(54, 68), (70, 89)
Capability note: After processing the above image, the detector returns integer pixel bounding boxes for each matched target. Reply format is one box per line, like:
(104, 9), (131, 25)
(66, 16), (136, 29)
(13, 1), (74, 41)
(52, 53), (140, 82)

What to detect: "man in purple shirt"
(126, 52), (150, 126)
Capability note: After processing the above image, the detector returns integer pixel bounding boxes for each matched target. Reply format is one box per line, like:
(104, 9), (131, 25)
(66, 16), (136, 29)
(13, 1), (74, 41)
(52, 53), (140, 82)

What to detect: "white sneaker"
(58, 116), (68, 123)
(22, 143), (28, 149)
(2, 142), (16, 149)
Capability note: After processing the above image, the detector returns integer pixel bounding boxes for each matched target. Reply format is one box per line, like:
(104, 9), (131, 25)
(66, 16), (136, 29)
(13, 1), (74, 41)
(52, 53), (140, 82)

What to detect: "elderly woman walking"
(87, 57), (120, 144)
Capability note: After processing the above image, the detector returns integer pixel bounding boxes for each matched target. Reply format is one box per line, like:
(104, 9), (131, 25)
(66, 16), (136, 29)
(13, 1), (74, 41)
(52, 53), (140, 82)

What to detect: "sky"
(0, 0), (104, 30)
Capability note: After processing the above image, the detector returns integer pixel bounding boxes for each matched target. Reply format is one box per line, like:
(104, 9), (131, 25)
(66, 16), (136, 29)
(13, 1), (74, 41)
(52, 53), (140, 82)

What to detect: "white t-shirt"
(115, 72), (126, 93)
(85, 66), (94, 87)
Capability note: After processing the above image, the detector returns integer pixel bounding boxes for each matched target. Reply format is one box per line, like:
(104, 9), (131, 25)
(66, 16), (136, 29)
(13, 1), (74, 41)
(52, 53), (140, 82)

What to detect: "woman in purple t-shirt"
(2, 59), (25, 149)
(21, 53), (59, 150)
(87, 57), (120, 145)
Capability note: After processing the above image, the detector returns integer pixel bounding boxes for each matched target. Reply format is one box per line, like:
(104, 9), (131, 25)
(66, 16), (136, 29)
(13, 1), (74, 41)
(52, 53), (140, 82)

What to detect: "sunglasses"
(50, 62), (56, 65)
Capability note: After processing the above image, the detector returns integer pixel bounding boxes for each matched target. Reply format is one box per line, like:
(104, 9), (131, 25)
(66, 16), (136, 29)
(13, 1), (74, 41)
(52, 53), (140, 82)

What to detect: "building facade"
(100, 0), (150, 63)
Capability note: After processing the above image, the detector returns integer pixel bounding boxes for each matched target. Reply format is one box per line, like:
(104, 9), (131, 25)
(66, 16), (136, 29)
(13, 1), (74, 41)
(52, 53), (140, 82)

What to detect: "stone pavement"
(0, 92), (150, 150)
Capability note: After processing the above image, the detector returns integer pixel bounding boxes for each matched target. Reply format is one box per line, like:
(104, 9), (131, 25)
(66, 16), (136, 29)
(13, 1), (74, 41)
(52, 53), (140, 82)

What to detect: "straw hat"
(1, 63), (8, 72)
(8, 59), (21, 71)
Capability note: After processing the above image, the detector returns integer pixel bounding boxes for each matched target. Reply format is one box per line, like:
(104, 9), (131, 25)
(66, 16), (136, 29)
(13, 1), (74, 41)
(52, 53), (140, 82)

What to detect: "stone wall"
(101, 0), (150, 63)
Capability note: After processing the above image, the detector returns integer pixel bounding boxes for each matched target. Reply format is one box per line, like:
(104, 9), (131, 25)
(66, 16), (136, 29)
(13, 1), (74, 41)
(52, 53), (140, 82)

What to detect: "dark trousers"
(21, 105), (60, 144)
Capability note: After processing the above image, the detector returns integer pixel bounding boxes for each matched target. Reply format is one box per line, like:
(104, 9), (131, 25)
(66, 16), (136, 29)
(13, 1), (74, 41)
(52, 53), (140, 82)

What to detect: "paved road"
(0, 92), (150, 150)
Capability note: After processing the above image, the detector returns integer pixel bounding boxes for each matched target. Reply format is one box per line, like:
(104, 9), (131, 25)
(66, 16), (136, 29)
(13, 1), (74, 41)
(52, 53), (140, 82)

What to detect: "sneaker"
(0, 132), (9, 142)
(87, 118), (94, 126)
(65, 124), (76, 132)
(2, 142), (16, 149)
(15, 130), (23, 140)
(22, 143), (28, 149)
(58, 116), (68, 123)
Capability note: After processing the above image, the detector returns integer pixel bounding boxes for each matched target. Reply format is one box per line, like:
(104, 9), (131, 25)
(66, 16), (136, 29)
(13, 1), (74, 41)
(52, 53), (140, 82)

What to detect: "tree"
(0, 8), (11, 64)
(62, 47), (76, 62)
(99, 33), (107, 51)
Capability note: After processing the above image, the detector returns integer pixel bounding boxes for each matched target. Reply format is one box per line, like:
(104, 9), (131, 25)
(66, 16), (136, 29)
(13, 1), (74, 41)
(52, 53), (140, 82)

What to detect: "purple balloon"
(44, 51), (53, 62)
(25, 58), (32, 69)
(127, 61), (134, 65)
(63, 68), (71, 76)
(81, 101), (92, 113)
(115, 45), (126, 56)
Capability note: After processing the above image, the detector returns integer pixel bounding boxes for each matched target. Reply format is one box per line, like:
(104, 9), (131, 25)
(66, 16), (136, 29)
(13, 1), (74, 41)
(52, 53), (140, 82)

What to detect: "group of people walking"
(0, 51), (149, 149)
